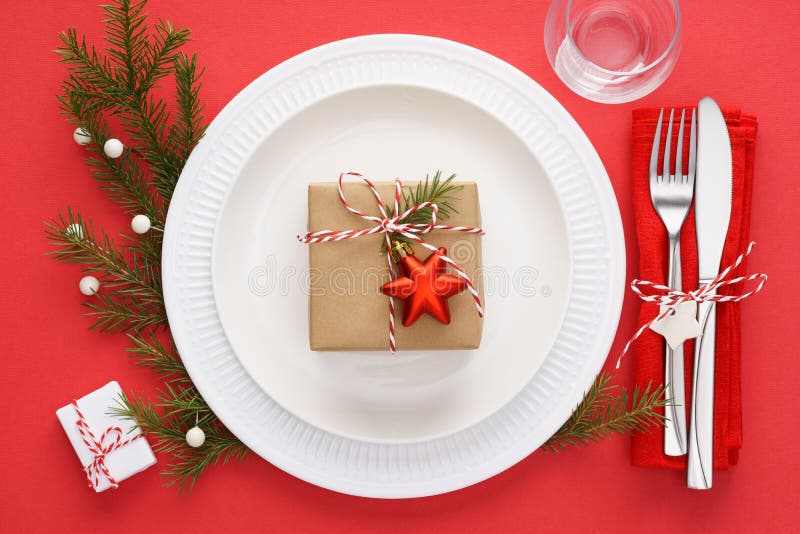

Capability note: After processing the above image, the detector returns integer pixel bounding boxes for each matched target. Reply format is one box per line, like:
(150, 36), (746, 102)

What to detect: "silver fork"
(649, 107), (697, 456)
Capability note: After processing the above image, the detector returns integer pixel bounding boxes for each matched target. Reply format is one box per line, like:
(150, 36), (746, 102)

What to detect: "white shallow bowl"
(213, 84), (572, 444)
(163, 34), (625, 498)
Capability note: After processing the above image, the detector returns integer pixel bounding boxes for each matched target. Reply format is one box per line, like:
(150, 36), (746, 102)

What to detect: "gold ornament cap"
(389, 240), (414, 262)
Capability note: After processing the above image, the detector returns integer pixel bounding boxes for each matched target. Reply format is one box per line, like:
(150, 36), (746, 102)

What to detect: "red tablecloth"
(1, 1), (797, 532)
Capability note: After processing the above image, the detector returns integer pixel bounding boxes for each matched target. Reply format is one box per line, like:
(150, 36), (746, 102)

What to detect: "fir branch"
(58, 88), (162, 221)
(112, 391), (249, 490)
(563, 371), (616, 430)
(140, 19), (191, 93)
(56, 0), (203, 221)
(127, 333), (191, 383)
(46, 217), (162, 339)
(83, 292), (166, 332)
(386, 170), (463, 225)
(158, 383), (210, 421)
(50, 0), (242, 490)
(87, 147), (163, 223)
(122, 229), (162, 266)
(45, 210), (163, 306)
(170, 53), (206, 172)
(383, 170), (463, 250)
(115, 93), (184, 201)
(99, 1), (192, 202)
(101, 0), (149, 91)
(55, 29), (122, 96)
(112, 393), (185, 447)
(542, 373), (668, 452)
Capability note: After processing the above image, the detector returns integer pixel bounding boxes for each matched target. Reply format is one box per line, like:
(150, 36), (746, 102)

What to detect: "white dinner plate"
(163, 34), (625, 498)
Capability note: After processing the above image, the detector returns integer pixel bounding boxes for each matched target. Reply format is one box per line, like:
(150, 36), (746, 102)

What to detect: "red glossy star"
(380, 247), (468, 326)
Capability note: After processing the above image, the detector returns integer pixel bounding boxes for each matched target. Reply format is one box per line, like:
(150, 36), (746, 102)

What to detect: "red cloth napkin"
(630, 106), (757, 470)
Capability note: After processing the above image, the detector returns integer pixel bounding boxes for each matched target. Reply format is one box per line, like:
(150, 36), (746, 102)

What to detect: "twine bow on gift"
(71, 400), (142, 490)
(298, 172), (485, 352)
(617, 241), (767, 368)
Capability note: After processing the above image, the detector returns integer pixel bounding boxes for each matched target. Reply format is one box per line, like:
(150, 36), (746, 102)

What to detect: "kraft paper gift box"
(307, 181), (484, 351)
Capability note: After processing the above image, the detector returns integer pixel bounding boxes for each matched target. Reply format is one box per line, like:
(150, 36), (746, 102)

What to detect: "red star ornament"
(380, 247), (468, 326)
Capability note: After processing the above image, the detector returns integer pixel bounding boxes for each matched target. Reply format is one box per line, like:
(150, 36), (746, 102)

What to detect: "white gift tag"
(649, 300), (703, 349)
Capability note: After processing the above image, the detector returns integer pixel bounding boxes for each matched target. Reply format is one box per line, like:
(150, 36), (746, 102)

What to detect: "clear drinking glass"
(544, 0), (681, 104)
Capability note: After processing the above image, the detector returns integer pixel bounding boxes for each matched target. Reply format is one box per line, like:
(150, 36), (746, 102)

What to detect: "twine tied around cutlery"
(72, 400), (142, 490)
(298, 172), (485, 352)
(616, 241), (767, 368)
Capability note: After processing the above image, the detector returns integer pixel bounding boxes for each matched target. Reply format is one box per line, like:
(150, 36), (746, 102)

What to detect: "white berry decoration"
(103, 138), (124, 159)
(66, 223), (84, 240)
(131, 214), (151, 234)
(79, 275), (100, 296)
(185, 426), (206, 448)
(73, 127), (91, 146)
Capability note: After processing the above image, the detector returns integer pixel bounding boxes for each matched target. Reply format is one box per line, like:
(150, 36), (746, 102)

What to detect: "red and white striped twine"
(72, 400), (142, 490)
(298, 172), (485, 352)
(616, 241), (767, 368)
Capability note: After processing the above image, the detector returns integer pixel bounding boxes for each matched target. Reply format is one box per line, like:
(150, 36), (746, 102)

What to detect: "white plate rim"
(163, 34), (626, 498)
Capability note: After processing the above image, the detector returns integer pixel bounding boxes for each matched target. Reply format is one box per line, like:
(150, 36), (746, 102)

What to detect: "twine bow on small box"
(71, 400), (142, 490)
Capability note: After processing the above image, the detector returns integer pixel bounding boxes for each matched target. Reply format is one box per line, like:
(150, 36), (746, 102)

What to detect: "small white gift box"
(56, 381), (156, 492)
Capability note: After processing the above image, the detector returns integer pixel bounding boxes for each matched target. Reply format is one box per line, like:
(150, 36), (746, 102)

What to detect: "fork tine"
(663, 108), (675, 182)
(687, 108), (697, 186)
(675, 108), (686, 182)
(649, 108), (664, 182)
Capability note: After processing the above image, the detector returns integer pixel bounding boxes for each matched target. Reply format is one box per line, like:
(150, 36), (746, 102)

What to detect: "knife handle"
(687, 295), (716, 489)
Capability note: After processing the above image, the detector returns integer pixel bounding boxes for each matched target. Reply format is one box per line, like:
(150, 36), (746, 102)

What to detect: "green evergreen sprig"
(383, 170), (463, 251)
(387, 170), (462, 224)
(48, 0), (240, 490)
(543, 373), (668, 452)
(47, 0), (665, 490)
(110, 391), (248, 489)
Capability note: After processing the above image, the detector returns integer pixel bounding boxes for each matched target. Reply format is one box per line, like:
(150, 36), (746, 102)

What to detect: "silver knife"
(687, 97), (733, 489)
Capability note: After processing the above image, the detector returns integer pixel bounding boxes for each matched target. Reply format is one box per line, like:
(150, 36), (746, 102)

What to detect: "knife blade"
(687, 96), (733, 490)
